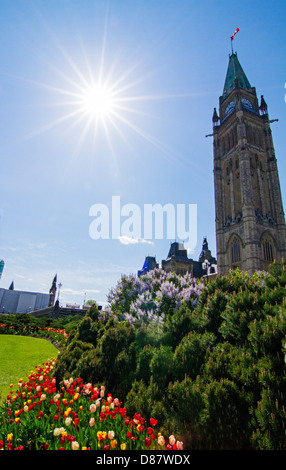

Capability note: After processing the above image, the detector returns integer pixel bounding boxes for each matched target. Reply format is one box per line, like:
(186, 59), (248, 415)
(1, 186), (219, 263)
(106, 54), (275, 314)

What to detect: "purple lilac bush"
(105, 268), (205, 324)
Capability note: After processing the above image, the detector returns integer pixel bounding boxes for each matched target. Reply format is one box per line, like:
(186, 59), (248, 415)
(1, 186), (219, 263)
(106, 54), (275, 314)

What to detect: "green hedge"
(6, 262), (286, 449)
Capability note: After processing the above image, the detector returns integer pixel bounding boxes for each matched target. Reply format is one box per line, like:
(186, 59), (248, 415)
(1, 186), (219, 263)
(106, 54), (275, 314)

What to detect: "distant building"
(162, 242), (193, 276)
(138, 256), (159, 276)
(0, 275), (57, 314)
(198, 237), (217, 274)
(138, 238), (217, 279)
(49, 274), (57, 306)
(162, 239), (217, 278)
(0, 260), (4, 279)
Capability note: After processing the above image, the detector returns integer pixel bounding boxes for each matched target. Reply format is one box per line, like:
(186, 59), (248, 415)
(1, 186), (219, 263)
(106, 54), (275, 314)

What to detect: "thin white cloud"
(28, 242), (47, 249)
(62, 287), (100, 297)
(118, 236), (154, 246)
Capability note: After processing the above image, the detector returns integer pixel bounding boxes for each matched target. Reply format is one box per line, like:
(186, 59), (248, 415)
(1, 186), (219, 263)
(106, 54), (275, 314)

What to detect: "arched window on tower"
(232, 239), (241, 263)
(261, 234), (275, 263)
(229, 235), (242, 268)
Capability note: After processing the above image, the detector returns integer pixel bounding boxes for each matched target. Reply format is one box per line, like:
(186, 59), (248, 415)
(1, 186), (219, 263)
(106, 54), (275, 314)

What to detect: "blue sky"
(1, 0), (286, 307)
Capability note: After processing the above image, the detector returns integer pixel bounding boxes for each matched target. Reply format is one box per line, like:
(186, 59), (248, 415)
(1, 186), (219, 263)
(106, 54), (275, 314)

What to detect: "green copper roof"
(222, 53), (252, 100)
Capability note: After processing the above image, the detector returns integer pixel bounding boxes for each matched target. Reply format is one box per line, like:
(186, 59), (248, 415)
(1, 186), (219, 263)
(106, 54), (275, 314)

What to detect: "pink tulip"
(176, 440), (183, 450)
(71, 441), (79, 450)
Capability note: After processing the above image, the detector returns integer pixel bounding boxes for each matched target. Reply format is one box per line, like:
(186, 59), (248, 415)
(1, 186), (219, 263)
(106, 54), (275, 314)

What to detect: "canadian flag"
(231, 27), (240, 40)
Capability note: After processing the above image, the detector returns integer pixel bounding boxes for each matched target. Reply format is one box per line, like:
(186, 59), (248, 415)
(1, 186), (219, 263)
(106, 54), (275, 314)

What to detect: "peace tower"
(212, 52), (286, 274)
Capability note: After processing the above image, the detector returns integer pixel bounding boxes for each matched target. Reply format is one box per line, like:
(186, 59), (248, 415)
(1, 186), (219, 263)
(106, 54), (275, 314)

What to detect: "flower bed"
(0, 323), (69, 348)
(0, 359), (183, 451)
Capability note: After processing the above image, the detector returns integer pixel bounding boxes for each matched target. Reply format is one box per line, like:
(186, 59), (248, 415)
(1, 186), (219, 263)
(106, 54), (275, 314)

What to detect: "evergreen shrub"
(53, 262), (286, 449)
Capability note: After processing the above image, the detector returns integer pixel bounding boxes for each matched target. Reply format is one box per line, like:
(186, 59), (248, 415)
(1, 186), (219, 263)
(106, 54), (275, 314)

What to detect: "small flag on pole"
(231, 27), (240, 40)
(230, 27), (240, 53)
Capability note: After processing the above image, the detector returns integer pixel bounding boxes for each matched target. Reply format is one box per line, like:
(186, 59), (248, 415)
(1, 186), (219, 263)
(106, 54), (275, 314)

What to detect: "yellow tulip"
(111, 439), (117, 449)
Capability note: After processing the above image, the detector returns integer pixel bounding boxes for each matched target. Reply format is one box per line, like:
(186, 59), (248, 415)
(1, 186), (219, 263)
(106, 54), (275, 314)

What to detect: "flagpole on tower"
(230, 27), (240, 54)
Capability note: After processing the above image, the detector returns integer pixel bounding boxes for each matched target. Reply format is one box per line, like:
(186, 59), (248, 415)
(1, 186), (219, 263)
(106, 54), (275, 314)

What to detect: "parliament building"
(139, 48), (286, 279)
(212, 51), (286, 274)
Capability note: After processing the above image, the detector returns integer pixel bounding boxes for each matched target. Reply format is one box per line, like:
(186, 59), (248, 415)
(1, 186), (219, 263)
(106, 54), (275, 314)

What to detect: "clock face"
(225, 100), (235, 117)
(241, 98), (253, 110)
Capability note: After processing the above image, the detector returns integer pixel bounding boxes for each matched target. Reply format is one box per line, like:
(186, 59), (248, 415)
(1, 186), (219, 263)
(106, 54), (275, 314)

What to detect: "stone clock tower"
(212, 52), (286, 274)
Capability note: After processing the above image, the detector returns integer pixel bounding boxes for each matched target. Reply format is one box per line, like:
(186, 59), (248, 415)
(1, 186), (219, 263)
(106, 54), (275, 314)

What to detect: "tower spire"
(222, 51), (252, 101)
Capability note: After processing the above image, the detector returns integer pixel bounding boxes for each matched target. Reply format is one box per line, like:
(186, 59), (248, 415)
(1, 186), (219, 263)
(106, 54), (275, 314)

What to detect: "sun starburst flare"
(81, 84), (115, 119)
(22, 16), (214, 178)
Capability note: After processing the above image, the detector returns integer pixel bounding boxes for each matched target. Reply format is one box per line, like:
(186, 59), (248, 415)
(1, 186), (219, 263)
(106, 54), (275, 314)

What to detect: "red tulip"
(150, 418), (157, 427)
(145, 438), (152, 448)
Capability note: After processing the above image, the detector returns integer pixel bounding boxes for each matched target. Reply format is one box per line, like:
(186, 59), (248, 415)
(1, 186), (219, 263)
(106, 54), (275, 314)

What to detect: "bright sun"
(81, 84), (115, 120)
(27, 2), (201, 165)
(34, 29), (192, 163)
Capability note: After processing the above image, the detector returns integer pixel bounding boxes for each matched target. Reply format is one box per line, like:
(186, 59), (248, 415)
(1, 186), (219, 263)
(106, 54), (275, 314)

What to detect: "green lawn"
(0, 335), (59, 401)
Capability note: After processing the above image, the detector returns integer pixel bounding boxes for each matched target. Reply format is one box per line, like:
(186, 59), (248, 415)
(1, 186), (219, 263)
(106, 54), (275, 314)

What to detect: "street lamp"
(57, 283), (62, 303)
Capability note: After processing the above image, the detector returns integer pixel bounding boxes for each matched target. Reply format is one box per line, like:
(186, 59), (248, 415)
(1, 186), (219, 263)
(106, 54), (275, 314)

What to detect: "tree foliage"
(53, 261), (286, 449)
